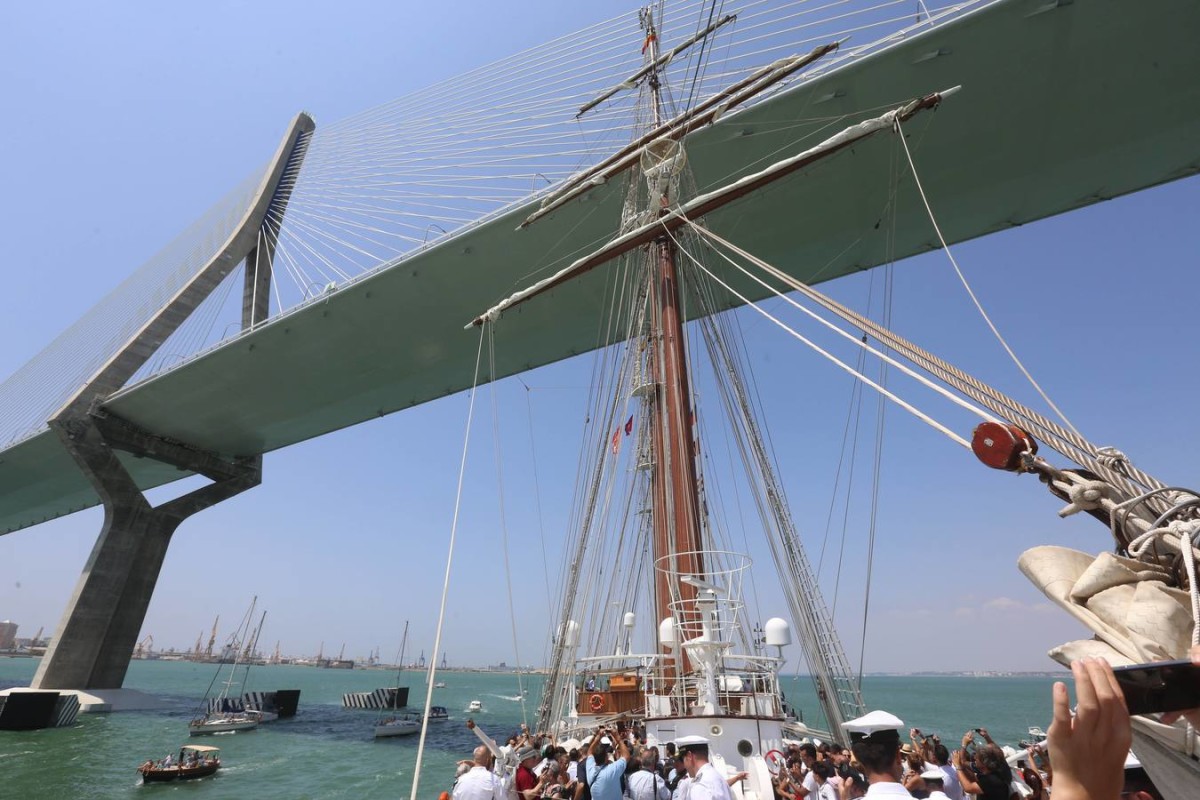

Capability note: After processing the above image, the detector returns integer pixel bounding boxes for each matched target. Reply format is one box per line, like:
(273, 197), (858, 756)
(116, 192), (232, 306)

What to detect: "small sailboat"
(375, 713), (421, 738)
(375, 620), (417, 738)
(189, 599), (261, 735)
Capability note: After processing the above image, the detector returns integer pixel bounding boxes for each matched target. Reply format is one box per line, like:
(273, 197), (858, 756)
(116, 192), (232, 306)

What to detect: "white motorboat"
(467, 700), (482, 712)
(245, 708), (279, 724)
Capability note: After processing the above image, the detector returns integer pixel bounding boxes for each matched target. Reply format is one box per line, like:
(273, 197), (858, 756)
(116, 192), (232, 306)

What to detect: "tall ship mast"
(472, 4), (900, 767)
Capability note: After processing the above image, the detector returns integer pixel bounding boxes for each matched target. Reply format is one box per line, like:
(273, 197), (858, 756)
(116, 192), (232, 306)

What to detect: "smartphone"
(1112, 659), (1200, 715)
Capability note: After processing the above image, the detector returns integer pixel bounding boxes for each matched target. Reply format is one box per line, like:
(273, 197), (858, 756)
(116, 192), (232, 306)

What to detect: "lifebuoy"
(589, 693), (605, 712)
(763, 749), (786, 775)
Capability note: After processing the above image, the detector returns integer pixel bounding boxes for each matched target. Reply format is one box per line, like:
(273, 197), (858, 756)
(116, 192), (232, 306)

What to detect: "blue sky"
(1, 0), (1198, 678)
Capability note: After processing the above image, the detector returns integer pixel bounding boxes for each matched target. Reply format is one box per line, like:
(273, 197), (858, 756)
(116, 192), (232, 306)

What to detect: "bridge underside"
(3, 0), (1199, 535)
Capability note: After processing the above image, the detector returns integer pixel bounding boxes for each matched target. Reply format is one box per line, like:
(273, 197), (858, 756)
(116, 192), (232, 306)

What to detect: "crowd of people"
(449, 653), (1200, 800)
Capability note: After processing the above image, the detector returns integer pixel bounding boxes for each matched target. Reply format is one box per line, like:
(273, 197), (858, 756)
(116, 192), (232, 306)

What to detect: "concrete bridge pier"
(32, 418), (260, 690)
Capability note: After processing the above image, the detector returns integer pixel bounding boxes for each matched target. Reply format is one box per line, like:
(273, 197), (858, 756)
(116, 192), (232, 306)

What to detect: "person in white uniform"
(919, 768), (953, 800)
(454, 744), (510, 800)
(841, 711), (913, 800)
(675, 736), (733, 800)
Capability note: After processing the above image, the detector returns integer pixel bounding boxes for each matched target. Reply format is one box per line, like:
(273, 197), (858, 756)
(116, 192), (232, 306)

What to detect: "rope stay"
(686, 223), (1166, 500)
(488, 327), (530, 726)
(672, 225), (973, 448)
(410, 327), (486, 800)
(893, 116), (1083, 439)
(678, 223), (866, 730)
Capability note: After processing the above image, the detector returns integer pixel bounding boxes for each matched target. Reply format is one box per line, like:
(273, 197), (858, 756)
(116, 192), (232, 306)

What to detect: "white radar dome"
(764, 617), (791, 647)
(659, 617), (678, 648)
(623, 612), (636, 629)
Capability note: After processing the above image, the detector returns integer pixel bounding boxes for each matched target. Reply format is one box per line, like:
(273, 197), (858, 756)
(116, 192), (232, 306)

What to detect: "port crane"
(242, 610), (266, 662)
(134, 634), (153, 658)
(203, 615), (219, 660)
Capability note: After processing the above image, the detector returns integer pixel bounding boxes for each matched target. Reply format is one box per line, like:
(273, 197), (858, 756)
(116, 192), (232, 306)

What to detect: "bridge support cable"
(31, 114), (315, 691)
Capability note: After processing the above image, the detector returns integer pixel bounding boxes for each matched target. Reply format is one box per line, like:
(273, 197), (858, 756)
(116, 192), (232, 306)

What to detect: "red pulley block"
(971, 421), (1038, 471)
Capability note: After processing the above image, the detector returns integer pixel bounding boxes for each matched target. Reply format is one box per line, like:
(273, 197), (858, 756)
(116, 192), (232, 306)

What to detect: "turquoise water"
(0, 658), (1062, 798)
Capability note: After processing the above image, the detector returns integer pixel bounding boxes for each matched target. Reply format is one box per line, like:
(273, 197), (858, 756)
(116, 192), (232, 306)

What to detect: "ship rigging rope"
(1122, 488), (1200, 646)
(488, 327), (530, 726)
(683, 238), (866, 727)
(892, 117), (1083, 439)
(536, 254), (646, 730)
(685, 223), (1167, 498)
(669, 227), (971, 448)
(410, 328), (486, 800)
(675, 220), (996, 431)
(516, 378), (555, 613)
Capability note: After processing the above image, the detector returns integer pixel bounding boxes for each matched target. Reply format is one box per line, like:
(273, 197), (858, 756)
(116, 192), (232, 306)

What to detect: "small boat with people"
(427, 705), (449, 723)
(137, 744), (221, 783)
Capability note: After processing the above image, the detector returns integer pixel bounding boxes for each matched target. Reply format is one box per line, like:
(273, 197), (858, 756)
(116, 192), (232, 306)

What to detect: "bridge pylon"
(30, 112), (315, 691)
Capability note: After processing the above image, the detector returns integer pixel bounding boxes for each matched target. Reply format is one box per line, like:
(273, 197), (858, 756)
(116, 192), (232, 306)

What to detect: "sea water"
(0, 658), (1062, 799)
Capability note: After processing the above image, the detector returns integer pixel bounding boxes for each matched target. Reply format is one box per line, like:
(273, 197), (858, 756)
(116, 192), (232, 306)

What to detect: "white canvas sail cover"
(1019, 545), (1200, 798)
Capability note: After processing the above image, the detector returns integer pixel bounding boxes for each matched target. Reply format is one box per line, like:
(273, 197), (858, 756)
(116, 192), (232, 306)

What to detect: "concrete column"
(31, 418), (259, 690)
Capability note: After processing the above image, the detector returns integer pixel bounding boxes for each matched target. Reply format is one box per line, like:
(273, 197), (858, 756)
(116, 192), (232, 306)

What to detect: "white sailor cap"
(920, 768), (945, 782)
(841, 710), (904, 744)
(675, 735), (709, 755)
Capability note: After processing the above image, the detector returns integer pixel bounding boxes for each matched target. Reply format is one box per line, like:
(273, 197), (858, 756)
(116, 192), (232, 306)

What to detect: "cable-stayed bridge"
(2, 0), (1198, 691)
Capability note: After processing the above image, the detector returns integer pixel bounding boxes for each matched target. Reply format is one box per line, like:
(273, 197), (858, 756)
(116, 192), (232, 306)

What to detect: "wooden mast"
(639, 8), (704, 682)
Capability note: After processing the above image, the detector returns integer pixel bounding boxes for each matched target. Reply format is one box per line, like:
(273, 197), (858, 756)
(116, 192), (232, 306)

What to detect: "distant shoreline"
(0, 655), (1068, 677)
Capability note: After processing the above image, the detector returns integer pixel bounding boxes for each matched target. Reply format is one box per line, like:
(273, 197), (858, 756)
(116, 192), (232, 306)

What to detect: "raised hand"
(1047, 658), (1131, 800)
